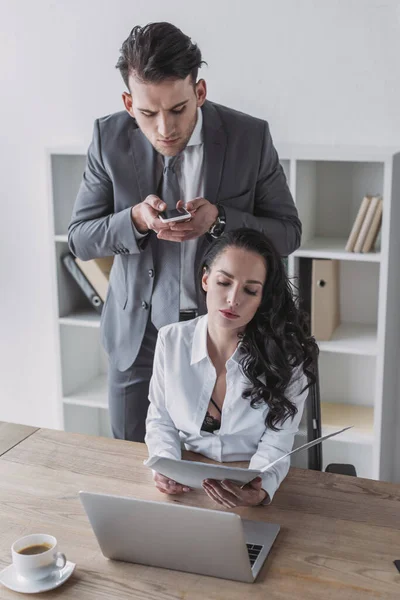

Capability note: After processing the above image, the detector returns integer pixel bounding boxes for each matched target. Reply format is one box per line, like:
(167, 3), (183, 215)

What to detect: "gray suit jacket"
(68, 100), (301, 370)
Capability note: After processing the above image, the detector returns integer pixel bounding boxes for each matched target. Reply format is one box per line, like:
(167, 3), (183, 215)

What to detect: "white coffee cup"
(11, 534), (66, 581)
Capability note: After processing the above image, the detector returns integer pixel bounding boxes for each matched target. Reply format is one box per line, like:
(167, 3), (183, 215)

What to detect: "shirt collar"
(190, 314), (243, 366)
(190, 314), (209, 365)
(186, 107), (203, 147)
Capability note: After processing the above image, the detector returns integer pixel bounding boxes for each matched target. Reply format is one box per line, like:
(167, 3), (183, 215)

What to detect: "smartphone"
(158, 207), (191, 223)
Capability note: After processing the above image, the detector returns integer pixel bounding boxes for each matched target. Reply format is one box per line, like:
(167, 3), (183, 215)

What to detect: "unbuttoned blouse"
(145, 315), (308, 502)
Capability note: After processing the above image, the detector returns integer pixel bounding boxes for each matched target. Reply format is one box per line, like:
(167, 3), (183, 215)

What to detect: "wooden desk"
(0, 421), (38, 457)
(0, 426), (399, 599)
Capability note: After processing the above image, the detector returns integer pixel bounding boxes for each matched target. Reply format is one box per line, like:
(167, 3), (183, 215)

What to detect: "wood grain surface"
(0, 421), (39, 457)
(0, 426), (399, 599)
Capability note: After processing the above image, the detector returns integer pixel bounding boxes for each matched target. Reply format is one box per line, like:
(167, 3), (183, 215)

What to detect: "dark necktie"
(161, 155), (181, 208)
(150, 154), (181, 329)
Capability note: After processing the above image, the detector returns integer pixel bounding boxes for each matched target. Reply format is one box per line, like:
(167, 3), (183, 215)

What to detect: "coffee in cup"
(18, 543), (53, 556)
(11, 534), (66, 581)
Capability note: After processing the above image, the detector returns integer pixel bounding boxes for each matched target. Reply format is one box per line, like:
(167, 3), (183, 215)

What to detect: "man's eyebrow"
(217, 269), (263, 285)
(138, 100), (189, 113)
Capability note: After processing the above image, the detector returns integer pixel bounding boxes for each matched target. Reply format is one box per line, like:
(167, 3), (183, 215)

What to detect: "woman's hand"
(202, 476), (268, 507)
(153, 471), (191, 495)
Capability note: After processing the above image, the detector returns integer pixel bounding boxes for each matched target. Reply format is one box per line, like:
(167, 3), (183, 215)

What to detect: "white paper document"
(144, 426), (353, 489)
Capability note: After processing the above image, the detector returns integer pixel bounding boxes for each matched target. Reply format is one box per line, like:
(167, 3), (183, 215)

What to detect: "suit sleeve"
(223, 122), (301, 256)
(68, 119), (148, 260)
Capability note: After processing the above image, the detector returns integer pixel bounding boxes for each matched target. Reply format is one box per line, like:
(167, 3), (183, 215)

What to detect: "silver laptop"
(79, 491), (280, 583)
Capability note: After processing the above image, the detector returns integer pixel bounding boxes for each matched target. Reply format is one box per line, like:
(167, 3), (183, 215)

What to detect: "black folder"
(62, 253), (104, 314)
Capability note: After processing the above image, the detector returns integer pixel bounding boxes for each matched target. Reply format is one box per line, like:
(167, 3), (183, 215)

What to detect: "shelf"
(63, 374), (107, 409)
(321, 402), (374, 444)
(317, 323), (377, 356)
(278, 143), (398, 162)
(47, 148), (400, 478)
(294, 237), (381, 262)
(59, 310), (101, 328)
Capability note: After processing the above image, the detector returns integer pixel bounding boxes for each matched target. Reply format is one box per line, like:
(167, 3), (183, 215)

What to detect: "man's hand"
(153, 471), (191, 495)
(157, 198), (218, 242)
(202, 477), (268, 508)
(131, 195), (173, 234)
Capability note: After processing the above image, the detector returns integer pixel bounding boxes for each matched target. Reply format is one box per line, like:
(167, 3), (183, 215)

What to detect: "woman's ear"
(201, 269), (209, 293)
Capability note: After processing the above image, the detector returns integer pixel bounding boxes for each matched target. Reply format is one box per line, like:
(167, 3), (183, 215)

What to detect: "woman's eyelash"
(217, 281), (257, 296)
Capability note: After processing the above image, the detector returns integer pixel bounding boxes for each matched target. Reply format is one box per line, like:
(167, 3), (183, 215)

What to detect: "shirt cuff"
(131, 219), (149, 240)
(259, 472), (279, 504)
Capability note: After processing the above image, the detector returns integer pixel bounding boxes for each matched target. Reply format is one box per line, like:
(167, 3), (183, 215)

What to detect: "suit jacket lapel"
(202, 101), (227, 205)
(129, 124), (159, 200)
(195, 102), (227, 312)
(128, 105), (227, 313)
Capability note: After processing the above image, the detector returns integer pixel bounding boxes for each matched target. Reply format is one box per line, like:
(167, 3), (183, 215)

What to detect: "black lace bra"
(201, 398), (222, 433)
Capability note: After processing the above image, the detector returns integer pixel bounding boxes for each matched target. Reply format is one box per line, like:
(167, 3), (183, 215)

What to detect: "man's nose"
(157, 115), (173, 138)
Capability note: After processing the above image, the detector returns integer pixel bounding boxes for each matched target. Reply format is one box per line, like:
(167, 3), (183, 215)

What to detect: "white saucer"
(0, 561), (75, 594)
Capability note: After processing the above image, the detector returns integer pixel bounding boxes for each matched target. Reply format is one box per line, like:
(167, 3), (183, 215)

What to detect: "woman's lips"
(219, 310), (240, 320)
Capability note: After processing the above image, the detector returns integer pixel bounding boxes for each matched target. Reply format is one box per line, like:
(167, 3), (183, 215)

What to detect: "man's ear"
(195, 79), (207, 107)
(201, 269), (209, 293)
(122, 92), (135, 117)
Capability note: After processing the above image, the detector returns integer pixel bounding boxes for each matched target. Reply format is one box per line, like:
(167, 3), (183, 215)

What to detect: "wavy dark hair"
(116, 22), (206, 89)
(200, 228), (318, 431)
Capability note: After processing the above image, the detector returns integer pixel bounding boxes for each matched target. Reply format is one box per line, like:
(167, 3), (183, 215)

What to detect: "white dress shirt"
(174, 107), (204, 310)
(145, 315), (309, 502)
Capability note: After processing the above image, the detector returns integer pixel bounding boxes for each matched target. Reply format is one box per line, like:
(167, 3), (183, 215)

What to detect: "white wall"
(1, 1), (400, 436)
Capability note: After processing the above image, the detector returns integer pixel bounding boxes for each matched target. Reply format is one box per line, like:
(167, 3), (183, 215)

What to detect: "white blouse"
(145, 315), (308, 501)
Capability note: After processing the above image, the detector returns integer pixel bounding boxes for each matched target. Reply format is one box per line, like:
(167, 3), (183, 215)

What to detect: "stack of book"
(345, 194), (383, 253)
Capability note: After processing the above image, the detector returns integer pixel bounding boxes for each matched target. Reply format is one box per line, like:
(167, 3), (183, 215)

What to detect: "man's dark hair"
(116, 22), (205, 89)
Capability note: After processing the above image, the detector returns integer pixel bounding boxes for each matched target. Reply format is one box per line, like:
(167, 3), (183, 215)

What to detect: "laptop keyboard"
(246, 543), (263, 567)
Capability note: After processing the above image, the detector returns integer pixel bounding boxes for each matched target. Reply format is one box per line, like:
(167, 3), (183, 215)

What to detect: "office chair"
(298, 258), (357, 476)
(305, 350), (357, 476)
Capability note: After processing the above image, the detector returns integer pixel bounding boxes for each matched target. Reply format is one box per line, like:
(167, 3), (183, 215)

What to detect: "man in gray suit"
(68, 22), (301, 443)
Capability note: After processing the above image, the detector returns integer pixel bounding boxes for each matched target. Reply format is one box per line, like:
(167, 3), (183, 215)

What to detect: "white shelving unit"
(279, 145), (400, 481)
(48, 149), (111, 438)
(48, 145), (400, 482)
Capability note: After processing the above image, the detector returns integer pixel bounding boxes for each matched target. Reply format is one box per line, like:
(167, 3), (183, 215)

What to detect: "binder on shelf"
(62, 254), (111, 314)
(353, 194), (381, 253)
(311, 259), (340, 341)
(74, 256), (114, 302)
(345, 195), (372, 252)
(361, 197), (383, 253)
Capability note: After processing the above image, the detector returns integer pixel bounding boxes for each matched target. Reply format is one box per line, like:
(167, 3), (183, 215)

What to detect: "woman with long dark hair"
(145, 228), (318, 506)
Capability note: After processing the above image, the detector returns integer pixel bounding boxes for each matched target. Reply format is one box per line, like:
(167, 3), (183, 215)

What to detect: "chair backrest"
(306, 350), (322, 471)
(295, 257), (322, 470)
